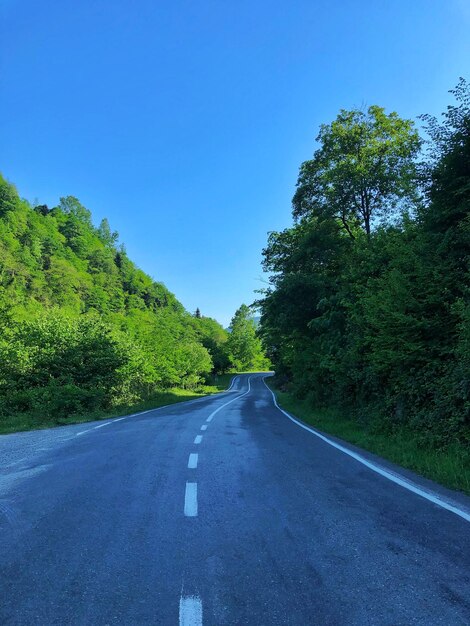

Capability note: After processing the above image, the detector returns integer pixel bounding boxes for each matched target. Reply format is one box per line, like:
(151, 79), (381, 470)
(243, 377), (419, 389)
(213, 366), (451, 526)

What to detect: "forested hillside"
(258, 80), (469, 472)
(0, 178), (264, 428)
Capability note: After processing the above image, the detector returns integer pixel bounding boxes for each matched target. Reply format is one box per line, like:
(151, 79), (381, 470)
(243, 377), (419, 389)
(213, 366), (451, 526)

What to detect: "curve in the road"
(262, 376), (470, 524)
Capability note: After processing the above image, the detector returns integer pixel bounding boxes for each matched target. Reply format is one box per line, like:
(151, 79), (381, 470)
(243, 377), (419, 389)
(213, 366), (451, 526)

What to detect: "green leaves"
(0, 174), (218, 422)
(0, 312), (146, 416)
(193, 314), (232, 375)
(227, 304), (270, 371)
(259, 82), (470, 448)
(293, 105), (421, 238)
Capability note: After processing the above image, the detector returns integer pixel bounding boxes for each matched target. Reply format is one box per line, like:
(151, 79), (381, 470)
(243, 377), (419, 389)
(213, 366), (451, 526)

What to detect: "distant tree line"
(258, 79), (469, 449)
(0, 178), (268, 423)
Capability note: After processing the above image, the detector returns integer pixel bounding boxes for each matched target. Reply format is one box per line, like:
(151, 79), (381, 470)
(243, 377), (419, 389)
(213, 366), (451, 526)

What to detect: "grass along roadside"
(267, 380), (470, 496)
(0, 372), (239, 435)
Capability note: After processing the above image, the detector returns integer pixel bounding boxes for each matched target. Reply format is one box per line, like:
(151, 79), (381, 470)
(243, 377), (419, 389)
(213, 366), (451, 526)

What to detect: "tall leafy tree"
(293, 105), (421, 238)
(228, 304), (269, 371)
(194, 315), (232, 374)
(259, 82), (470, 448)
(97, 218), (119, 247)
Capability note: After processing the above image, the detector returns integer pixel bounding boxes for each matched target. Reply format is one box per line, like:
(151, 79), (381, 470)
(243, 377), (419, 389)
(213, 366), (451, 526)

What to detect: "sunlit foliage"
(258, 81), (470, 449)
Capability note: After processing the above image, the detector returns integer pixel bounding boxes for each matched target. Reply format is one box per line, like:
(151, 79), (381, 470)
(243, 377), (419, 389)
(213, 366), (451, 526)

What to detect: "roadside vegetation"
(0, 176), (269, 433)
(0, 373), (239, 435)
(258, 79), (470, 492)
(268, 382), (470, 494)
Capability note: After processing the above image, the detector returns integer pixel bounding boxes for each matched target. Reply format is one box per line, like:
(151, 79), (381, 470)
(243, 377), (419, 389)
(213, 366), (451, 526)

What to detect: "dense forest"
(0, 178), (267, 427)
(258, 79), (469, 453)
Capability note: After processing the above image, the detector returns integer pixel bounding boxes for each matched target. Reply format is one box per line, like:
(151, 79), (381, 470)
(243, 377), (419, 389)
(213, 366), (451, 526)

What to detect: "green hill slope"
(0, 174), (230, 427)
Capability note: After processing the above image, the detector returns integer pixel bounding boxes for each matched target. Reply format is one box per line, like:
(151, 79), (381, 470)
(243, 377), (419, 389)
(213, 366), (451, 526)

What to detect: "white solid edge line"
(262, 377), (470, 524)
(194, 435), (203, 444)
(179, 595), (202, 626)
(94, 422), (110, 429)
(226, 375), (239, 391)
(184, 482), (198, 517)
(188, 453), (198, 469)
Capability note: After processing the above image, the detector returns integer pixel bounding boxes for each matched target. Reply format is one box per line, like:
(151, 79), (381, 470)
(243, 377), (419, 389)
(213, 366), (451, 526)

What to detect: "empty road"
(0, 374), (469, 625)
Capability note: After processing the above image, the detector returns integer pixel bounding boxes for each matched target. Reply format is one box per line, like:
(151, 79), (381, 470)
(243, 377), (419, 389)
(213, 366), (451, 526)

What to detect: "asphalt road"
(1, 373), (469, 625)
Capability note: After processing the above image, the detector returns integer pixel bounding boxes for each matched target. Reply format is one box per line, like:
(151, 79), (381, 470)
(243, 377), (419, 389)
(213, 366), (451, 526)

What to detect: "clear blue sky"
(1, 0), (469, 326)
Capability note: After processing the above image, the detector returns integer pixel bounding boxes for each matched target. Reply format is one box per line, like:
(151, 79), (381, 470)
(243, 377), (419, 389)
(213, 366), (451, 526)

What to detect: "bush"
(0, 311), (148, 419)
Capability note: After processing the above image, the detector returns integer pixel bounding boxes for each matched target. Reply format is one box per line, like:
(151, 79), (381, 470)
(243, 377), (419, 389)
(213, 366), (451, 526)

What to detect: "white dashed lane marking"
(178, 376), (254, 624)
(179, 595), (202, 626)
(184, 482), (198, 517)
(188, 453), (198, 469)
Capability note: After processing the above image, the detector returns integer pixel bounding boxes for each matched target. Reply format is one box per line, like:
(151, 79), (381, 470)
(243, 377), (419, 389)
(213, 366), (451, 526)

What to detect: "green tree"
(194, 315), (232, 374)
(0, 312), (149, 417)
(293, 105), (421, 239)
(0, 173), (222, 426)
(258, 81), (470, 449)
(97, 218), (119, 247)
(227, 304), (269, 371)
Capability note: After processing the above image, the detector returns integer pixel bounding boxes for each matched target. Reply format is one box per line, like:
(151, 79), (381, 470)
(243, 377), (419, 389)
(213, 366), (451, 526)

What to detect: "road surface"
(0, 374), (469, 625)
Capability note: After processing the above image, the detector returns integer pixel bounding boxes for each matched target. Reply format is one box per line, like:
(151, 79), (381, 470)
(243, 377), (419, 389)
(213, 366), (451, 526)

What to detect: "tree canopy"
(292, 105), (421, 238)
(227, 304), (270, 372)
(258, 81), (470, 449)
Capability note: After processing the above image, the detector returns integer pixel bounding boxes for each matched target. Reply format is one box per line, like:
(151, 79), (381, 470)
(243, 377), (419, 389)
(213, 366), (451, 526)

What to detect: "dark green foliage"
(259, 83), (470, 452)
(292, 105), (421, 238)
(270, 383), (469, 494)
(0, 178), (221, 424)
